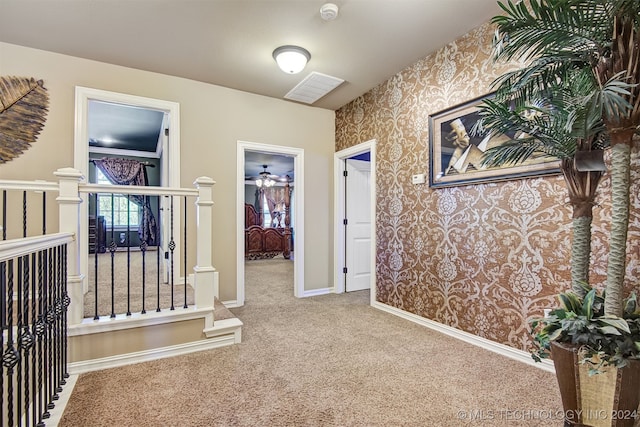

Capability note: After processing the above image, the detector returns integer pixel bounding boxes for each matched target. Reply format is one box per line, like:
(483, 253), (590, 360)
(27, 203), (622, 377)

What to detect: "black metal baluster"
(109, 193), (116, 318)
(183, 196), (188, 309)
(1, 191), (5, 315)
(49, 246), (57, 408)
(61, 245), (70, 385)
(169, 196), (175, 310)
(23, 190), (27, 238)
(2, 190), (6, 240)
(0, 241), (5, 333)
(21, 253), (34, 427)
(23, 253), (33, 425)
(16, 255), (24, 424)
(156, 198), (162, 313)
(18, 192), (27, 424)
(0, 194), (5, 427)
(140, 194), (148, 314)
(37, 189), (46, 423)
(42, 191), (46, 234)
(37, 191), (47, 423)
(38, 191), (47, 424)
(0, 260), (6, 427)
(3, 259), (18, 427)
(36, 250), (46, 427)
(94, 194), (100, 320)
(140, 203), (147, 314)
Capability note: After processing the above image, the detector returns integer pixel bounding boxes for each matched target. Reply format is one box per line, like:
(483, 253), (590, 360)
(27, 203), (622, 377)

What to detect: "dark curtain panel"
(93, 158), (157, 245)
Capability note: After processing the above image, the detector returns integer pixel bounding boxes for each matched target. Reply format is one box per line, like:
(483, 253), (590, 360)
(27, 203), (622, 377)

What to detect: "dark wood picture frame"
(428, 93), (561, 188)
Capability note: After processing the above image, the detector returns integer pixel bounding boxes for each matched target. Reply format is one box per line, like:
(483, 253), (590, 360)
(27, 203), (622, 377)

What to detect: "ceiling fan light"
(255, 164), (278, 187)
(256, 177), (275, 188)
(273, 45), (311, 74)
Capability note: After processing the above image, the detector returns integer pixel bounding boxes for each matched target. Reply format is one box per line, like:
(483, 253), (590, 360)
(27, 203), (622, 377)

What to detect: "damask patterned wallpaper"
(335, 23), (640, 352)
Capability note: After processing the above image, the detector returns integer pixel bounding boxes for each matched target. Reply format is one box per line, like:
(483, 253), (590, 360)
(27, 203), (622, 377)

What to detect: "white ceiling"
(245, 151), (294, 183)
(0, 0), (502, 111)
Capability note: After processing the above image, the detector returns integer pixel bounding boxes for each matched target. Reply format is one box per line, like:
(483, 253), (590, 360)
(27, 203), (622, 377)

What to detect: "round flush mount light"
(272, 45), (311, 74)
(320, 3), (339, 21)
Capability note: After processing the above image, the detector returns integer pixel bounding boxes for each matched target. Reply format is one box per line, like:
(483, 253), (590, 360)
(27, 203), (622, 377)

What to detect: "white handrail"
(0, 232), (75, 262)
(79, 183), (199, 198)
(0, 180), (203, 198)
(0, 179), (60, 192)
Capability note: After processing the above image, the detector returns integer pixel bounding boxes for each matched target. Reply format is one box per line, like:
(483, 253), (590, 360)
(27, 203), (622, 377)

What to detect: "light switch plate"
(411, 173), (425, 185)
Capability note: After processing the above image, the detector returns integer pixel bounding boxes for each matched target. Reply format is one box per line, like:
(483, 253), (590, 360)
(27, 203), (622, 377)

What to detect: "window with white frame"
(96, 168), (140, 227)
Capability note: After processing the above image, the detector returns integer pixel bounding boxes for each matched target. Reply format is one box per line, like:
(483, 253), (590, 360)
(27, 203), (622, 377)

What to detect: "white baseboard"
(221, 299), (241, 308)
(204, 317), (243, 342)
(371, 301), (555, 373)
(20, 373), (78, 427)
(69, 306), (215, 336)
(224, 288), (333, 303)
(44, 374), (78, 427)
(69, 329), (239, 375)
(302, 287), (332, 297)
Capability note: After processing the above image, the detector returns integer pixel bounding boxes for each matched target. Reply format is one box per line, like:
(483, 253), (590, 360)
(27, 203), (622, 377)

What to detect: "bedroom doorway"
(236, 141), (305, 306)
(334, 139), (376, 303)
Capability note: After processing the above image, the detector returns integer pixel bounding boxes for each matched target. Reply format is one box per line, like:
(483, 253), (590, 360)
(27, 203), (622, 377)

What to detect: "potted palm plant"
(478, 1), (640, 426)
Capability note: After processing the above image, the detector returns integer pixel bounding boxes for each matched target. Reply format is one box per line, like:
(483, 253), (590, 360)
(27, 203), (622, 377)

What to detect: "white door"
(345, 158), (371, 292)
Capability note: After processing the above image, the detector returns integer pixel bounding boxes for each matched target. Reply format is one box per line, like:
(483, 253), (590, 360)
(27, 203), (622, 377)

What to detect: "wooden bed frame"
(245, 203), (291, 260)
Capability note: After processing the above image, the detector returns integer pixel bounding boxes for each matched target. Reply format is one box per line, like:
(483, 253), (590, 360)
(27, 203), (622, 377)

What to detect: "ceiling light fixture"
(272, 45), (311, 74)
(256, 165), (276, 188)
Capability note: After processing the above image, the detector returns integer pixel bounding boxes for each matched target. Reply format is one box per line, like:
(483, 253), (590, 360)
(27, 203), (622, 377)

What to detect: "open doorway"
(236, 141), (305, 306)
(334, 140), (377, 304)
(74, 87), (181, 291)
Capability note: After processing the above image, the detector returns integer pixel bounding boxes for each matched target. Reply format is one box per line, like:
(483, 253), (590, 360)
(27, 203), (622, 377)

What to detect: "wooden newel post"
(54, 167), (84, 325)
(256, 187), (264, 227)
(193, 176), (218, 309)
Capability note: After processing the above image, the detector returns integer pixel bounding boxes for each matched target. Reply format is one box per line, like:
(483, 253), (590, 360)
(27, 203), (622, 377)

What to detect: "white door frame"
(333, 140), (376, 304)
(74, 87), (181, 291)
(236, 141), (305, 306)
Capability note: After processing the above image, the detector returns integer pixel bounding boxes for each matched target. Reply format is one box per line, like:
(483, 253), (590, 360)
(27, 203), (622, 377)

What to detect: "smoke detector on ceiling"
(320, 3), (339, 21)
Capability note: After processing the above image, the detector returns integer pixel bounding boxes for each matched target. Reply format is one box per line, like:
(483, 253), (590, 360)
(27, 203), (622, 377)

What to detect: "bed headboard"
(245, 203), (262, 228)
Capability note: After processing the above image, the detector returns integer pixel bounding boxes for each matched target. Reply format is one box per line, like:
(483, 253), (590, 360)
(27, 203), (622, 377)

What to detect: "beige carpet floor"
(85, 250), (192, 318)
(60, 257), (563, 426)
(85, 250), (233, 320)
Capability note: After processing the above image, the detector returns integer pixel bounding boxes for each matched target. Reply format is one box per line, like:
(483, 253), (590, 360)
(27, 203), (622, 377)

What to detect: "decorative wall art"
(0, 76), (49, 164)
(428, 93), (560, 188)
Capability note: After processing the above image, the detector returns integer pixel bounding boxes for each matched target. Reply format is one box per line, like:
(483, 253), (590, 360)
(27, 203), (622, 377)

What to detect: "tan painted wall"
(335, 23), (640, 352)
(0, 42), (335, 301)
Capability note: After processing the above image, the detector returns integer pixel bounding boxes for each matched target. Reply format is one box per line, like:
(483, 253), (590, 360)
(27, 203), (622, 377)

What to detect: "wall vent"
(284, 72), (345, 104)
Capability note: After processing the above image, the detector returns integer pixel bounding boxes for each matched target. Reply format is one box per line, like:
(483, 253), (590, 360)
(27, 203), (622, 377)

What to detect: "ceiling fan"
(246, 164), (282, 187)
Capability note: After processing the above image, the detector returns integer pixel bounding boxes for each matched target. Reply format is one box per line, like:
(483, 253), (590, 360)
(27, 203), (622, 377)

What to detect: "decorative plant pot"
(551, 342), (640, 427)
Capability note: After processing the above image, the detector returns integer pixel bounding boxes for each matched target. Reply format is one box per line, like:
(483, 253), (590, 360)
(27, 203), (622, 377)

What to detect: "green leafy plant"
(489, 0), (640, 319)
(481, 0), (640, 375)
(531, 283), (640, 374)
